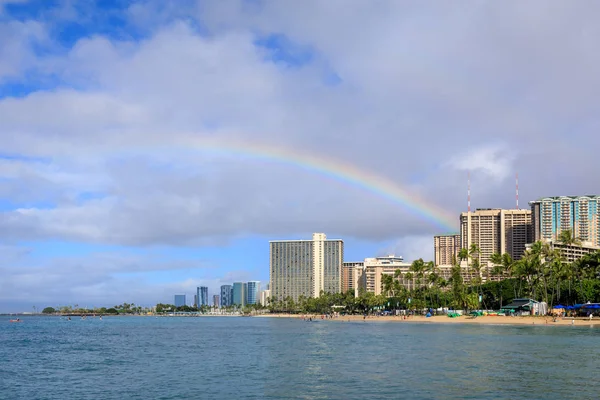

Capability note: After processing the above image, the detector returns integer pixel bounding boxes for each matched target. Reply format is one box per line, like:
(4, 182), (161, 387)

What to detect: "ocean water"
(1, 316), (599, 399)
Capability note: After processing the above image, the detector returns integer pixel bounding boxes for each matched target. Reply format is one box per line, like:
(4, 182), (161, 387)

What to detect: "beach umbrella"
(553, 305), (566, 309)
(566, 306), (575, 310)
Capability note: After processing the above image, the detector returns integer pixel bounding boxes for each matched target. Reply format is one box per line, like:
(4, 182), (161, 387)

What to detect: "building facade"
(197, 286), (209, 306)
(259, 289), (271, 306)
(246, 281), (260, 305)
(342, 262), (364, 293)
(213, 295), (220, 308)
(270, 233), (344, 302)
(530, 196), (600, 247)
(232, 282), (247, 307)
(220, 285), (232, 307)
(525, 241), (600, 264)
(174, 294), (186, 307)
(434, 233), (461, 266)
(460, 209), (532, 266)
(364, 255), (412, 295)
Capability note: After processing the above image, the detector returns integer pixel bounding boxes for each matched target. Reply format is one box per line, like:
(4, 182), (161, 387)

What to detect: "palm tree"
(381, 273), (395, 297)
(404, 272), (414, 292)
(558, 229), (582, 246)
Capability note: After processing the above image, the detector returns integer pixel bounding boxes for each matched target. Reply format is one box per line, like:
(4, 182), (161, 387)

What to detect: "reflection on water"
(1, 316), (600, 399)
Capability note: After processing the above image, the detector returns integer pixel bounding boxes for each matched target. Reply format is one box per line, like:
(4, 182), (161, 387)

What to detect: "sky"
(2, 1), (600, 312)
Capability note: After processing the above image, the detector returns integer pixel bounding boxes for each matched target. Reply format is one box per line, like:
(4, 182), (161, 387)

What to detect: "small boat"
(9, 319), (22, 323)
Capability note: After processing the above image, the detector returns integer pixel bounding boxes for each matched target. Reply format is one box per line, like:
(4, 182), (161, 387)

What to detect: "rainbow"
(161, 135), (457, 232)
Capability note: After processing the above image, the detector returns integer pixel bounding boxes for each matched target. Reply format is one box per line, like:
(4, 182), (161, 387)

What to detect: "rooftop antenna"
(516, 172), (519, 210)
(468, 171), (471, 212)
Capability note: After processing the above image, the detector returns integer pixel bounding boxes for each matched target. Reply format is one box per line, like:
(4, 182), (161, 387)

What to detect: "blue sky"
(2, 0), (600, 312)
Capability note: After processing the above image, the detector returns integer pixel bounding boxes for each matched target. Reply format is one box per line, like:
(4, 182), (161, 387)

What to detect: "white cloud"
(445, 144), (514, 182)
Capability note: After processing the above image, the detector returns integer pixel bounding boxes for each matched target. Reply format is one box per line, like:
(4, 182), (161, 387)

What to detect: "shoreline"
(255, 313), (600, 326)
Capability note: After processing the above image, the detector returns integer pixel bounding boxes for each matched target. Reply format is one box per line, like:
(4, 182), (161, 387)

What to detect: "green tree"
(558, 229), (582, 246)
(42, 307), (56, 314)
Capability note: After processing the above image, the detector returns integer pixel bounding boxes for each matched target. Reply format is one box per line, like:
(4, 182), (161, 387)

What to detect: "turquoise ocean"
(1, 316), (599, 399)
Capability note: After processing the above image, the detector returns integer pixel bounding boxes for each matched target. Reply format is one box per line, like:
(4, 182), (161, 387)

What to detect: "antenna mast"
(468, 171), (471, 213)
(516, 172), (519, 210)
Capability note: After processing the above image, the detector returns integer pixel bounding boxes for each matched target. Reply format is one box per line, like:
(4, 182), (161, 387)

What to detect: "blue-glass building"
(174, 294), (186, 307)
(232, 282), (247, 307)
(220, 285), (232, 307)
(246, 281), (261, 305)
(197, 286), (209, 306)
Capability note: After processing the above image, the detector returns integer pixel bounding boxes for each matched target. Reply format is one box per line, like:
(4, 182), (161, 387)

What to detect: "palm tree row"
(488, 230), (600, 306)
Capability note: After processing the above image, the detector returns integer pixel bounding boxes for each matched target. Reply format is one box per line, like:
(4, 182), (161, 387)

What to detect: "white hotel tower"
(269, 233), (344, 302)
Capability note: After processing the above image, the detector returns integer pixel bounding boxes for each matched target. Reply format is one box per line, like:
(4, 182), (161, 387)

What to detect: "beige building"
(525, 241), (599, 264)
(437, 262), (482, 285)
(364, 255), (412, 295)
(460, 209), (532, 266)
(259, 289), (271, 306)
(342, 261), (364, 293)
(434, 233), (461, 266)
(269, 233), (343, 302)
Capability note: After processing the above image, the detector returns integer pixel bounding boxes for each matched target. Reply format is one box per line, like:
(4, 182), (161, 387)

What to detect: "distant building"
(193, 294), (198, 307)
(434, 233), (461, 266)
(197, 286), (208, 306)
(270, 233), (344, 302)
(213, 295), (220, 308)
(233, 282), (247, 307)
(460, 209), (532, 266)
(342, 262), (364, 294)
(259, 289), (271, 306)
(246, 281), (260, 305)
(353, 263), (367, 297)
(174, 295), (186, 307)
(530, 196), (600, 247)
(220, 285), (233, 307)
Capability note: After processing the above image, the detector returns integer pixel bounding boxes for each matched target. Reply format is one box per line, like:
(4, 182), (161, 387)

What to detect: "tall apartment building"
(197, 286), (209, 306)
(232, 282), (247, 307)
(212, 295), (220, 308)
(220, 285), (232, 307)
(342, 262), (364, 293)
(460, 209), (532, 266)
(246, 281), (261, 305)
(364, 255), (412, 295)
(270, 233), (343, 302)
(530, 196), (600, 246)
(434, 233), (461, 266)
(353, 263), (366, 297)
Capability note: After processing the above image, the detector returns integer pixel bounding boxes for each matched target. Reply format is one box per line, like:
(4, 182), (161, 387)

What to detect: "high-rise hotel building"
(433, 233), (461, 266)
(530, 196), (600, 246)
(342, 261), (364, 293)
(270, 233), (343, 302)
(460, 209), (532, 265)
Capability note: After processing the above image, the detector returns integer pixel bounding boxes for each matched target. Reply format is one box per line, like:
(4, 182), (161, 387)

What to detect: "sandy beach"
(257, 313), (600, 326)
